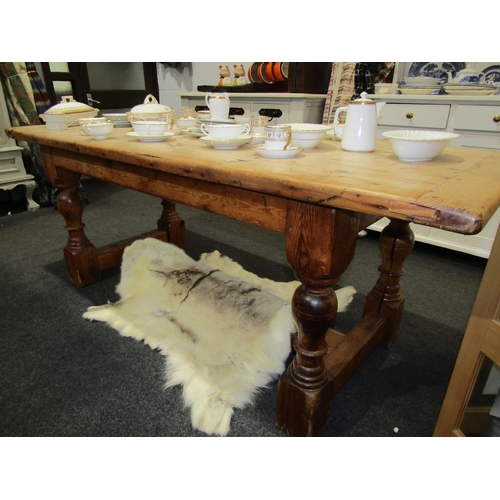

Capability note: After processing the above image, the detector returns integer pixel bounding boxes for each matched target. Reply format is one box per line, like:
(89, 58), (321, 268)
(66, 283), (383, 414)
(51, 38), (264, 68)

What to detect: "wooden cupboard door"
(434, 222), (500, 436)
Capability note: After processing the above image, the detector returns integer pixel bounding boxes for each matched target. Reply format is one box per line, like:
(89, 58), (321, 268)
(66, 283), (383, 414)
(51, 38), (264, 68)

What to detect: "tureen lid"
(45, 96), (95, 115)
(130, 94), (172, 114)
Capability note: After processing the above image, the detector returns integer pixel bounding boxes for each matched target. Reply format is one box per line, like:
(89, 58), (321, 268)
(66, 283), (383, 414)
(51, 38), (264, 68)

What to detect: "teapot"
(334, 92), (380, 152)
(447, 65), (485, 84)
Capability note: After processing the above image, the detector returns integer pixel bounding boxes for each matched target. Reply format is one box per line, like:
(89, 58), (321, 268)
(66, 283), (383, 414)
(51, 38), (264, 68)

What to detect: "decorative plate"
(183, 127), (204, 137)
(481, 65), (500, 83)
(408, 62), (466, 80)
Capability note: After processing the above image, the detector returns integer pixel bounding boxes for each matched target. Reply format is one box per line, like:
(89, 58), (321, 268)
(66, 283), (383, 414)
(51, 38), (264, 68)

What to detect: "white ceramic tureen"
(126, 94), (176, 124)
(40, 96), (98, 129)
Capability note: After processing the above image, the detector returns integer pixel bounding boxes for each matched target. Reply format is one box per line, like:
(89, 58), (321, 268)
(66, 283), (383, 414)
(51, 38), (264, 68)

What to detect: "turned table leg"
(276, 201), (360, 436)
(57, 176), (100, 286)
(363, 219), (415, 347)
(42, 147), (100, 287)
(157, 199), (186, 248)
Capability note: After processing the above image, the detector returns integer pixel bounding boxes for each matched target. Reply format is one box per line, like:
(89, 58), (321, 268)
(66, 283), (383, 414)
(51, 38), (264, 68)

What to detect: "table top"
(7, 125), (500, 235)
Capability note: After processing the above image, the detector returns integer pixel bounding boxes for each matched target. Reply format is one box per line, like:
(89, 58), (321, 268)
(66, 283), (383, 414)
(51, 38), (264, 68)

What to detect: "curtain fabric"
(0, 62), (41, 126)
(322, 62), (357, 125)
(26, 62), (51, 115)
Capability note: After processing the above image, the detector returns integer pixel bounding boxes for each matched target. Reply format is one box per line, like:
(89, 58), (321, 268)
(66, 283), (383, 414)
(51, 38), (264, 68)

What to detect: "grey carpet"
(0, 178), (486, 436)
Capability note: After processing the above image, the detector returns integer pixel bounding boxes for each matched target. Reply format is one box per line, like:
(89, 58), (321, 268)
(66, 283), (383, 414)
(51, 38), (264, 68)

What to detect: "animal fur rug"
(83, 238), (355, 436)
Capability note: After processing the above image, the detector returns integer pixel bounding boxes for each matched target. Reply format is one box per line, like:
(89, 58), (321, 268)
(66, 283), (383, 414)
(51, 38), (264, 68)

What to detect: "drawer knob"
(493, 115), (500, 123)
(406, 112), (414, 119)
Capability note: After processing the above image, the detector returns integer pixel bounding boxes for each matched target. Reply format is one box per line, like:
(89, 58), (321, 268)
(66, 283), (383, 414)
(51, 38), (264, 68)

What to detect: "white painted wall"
(157, 62), (252, 114)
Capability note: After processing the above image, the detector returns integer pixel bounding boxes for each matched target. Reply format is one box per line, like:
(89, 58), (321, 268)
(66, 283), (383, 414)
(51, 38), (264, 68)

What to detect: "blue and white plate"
(408, 62), (466, 80)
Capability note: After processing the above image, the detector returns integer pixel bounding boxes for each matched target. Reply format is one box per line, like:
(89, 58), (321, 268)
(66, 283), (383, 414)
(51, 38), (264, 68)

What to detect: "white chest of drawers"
(368, 94), (500, 258)
(178, 92), (327, 124)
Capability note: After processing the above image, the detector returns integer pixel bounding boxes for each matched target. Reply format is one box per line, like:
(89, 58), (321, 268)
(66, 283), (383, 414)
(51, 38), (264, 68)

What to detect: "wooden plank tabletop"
(7, 125), (500, 234)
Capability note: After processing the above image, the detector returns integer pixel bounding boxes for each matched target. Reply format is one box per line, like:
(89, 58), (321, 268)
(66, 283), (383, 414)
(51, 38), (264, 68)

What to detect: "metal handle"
(87, 93), (100, 108)
(493, 115), (500, 123)
(406, 112), (414, 119)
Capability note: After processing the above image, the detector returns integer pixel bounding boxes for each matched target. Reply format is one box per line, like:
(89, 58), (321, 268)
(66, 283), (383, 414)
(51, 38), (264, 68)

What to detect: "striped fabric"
(26, 62), (51, 115)
(322, 62), (357, 125)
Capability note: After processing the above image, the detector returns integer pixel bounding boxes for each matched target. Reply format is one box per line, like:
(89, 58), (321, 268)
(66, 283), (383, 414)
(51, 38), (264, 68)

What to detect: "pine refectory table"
(7, 125), (500, 437)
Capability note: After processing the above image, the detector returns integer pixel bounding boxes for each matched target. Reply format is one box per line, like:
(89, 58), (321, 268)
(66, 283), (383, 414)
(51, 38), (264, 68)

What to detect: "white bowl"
(131, 120), (169, 135)
(283, 123), (333, 149)
(201, 123), (249, 140)
(382, 130), (460, 162)
(374, 83), (399, 95)
(176, 117), (199, 129)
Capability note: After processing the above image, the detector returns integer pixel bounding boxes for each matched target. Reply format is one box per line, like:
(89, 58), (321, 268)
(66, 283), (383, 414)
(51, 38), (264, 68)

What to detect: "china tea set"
(43, 92), (437, 161)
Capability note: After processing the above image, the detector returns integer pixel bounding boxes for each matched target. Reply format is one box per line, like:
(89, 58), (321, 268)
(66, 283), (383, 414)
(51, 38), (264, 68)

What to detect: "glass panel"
(86, 63), (145, 91)
(459, 355), (500, 436)
(53, 81), (73, 103)
(49, 62), (70, 72)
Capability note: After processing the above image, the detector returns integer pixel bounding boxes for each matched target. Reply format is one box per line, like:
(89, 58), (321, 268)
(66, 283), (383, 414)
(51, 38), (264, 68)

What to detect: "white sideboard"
(367, 94), (500, 258)
(0, 89), (39, 211)
(178, 92), (327, 124)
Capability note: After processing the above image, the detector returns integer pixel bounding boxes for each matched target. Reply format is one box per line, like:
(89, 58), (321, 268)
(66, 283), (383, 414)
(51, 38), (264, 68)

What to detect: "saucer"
(166, 128), (182, 135)
(126, 131), (175, 142)
(250, 134), (265, 145)
(199, 135), (253, 150)
(183, 127), (203, 137)
(325, 130), (340, 141)
(200, 118), (236, 124)
(253, 144), (303, 158)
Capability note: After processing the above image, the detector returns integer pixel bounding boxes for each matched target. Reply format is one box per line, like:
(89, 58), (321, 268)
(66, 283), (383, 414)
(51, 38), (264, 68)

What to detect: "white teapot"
(334, 92), (379, 152)
(447, 65), (485, 84)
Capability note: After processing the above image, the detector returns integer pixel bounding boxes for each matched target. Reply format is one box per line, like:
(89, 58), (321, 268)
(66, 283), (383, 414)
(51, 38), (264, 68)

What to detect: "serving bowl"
(126, 95), (175, 125)
(40, 95), (98, 129)
(131, 120), (169, 136)
(382, 130), (460, 162)
(283, 123), (333, 149)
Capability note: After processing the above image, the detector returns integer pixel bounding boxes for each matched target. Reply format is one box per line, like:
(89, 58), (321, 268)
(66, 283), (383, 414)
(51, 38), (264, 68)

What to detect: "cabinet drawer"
(454, 105), (500, 133)
(378, 104), (450, 129)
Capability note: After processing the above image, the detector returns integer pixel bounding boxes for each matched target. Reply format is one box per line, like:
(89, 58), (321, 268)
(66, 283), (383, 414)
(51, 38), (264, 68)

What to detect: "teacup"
(82, 122), (114, 140)
(79, 117), (107, 135)
(264, 125), (292, 150)
(79, 117), (107, 126)
(131, 121), (168, 136)
(250, 115), (271, 135)
(234, 115), (251, 125)
(197, 110), (211, 120)
(201, 123), (250, 141)
(177, 117), (199, 129)
(181, 108), (197, 119)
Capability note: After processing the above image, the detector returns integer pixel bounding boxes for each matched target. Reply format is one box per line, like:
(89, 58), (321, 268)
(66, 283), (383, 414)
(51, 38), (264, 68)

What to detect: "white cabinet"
(368, 94), (500, 258)
(0, 88), (38, 211)
(178, 92), (327, 124)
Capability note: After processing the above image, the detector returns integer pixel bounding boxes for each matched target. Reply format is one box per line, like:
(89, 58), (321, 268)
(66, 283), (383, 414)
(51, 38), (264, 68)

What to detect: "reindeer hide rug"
(83, 238), (355, 436)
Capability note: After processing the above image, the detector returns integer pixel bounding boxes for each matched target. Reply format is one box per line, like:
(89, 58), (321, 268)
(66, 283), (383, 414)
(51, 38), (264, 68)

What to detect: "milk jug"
(334, 92), (378, 152)
(205, 92), (230, 121)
